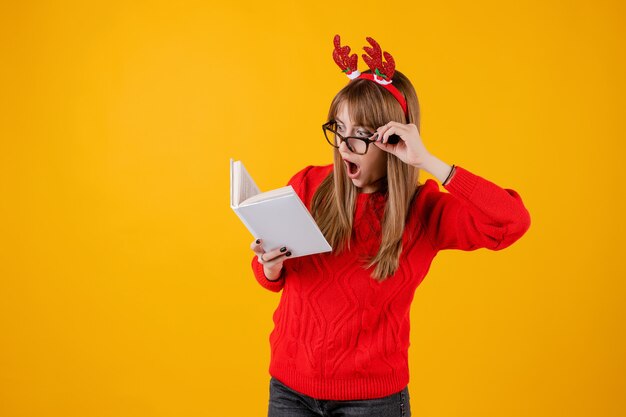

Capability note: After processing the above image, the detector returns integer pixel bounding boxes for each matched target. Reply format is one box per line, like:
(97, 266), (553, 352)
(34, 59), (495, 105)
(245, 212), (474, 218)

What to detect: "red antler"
(332, 34), (358, 75)
(361, 37), (396, 81)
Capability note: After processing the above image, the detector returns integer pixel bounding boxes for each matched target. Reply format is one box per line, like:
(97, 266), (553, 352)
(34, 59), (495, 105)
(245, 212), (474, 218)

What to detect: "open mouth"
(344, 160), (360, 177)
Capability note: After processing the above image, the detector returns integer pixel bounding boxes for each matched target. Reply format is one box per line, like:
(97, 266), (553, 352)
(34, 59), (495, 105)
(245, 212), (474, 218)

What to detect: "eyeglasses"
(322, 120), (377, 155)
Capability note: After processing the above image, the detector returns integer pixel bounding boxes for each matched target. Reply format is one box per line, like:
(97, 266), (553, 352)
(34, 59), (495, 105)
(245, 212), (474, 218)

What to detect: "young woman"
(249, 35), (531, 417)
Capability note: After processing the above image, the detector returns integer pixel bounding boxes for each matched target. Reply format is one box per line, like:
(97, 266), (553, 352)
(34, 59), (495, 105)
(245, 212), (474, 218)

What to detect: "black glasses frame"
(321, 121), (377, 155)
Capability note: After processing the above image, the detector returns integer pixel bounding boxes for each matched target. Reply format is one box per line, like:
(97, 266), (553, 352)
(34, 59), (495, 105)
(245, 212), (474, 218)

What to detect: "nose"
(338, 139), (350, 153)
(337, 128), (356, 152)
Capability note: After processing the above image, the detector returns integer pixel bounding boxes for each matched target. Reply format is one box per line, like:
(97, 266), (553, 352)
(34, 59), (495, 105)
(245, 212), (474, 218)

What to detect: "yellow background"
(1, 1), (624, 416)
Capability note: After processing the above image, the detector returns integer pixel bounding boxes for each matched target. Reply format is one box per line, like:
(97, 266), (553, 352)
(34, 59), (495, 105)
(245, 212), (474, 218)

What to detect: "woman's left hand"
(372, 122), (432, 168)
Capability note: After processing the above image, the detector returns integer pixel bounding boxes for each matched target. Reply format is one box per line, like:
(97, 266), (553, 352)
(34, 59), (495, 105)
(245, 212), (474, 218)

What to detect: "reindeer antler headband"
(332, 35), (408, 120)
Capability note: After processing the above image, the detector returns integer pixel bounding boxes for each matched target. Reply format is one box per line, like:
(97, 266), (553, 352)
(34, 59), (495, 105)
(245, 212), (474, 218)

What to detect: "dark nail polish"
(256, 239), (261, 244)
(286, 251), (292, 257)
(280, 247), (286, 252)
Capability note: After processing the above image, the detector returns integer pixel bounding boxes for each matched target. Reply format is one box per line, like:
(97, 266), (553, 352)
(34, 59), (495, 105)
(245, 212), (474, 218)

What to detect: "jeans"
(268, 377), (411, 417)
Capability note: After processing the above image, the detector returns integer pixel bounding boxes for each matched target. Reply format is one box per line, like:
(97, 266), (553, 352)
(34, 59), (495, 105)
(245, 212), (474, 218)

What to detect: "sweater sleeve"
(250, 165), (315, 292)
(419, 165), (531, 251)
(251, 255), (286, 292)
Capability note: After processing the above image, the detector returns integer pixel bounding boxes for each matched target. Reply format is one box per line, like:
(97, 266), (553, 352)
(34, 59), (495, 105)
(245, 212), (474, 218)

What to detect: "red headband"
(332, 35), (408, 120)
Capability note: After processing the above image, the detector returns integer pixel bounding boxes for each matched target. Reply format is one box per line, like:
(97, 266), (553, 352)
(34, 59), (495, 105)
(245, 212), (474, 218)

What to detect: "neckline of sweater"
(357, 190), (387, 201)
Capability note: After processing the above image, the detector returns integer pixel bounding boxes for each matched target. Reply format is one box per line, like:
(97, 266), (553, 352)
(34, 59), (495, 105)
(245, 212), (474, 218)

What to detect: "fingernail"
(286, 251), (292, 257)
(256, 239), (261, 244)
(280, 247), (286, 252)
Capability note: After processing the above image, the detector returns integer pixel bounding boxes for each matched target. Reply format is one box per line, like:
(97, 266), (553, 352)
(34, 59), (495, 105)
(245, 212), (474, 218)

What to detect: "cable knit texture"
(250, 163), (531, 400)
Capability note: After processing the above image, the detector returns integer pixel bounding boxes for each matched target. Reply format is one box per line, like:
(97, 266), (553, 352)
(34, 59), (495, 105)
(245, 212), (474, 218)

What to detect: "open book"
(230, 158), (332, 259)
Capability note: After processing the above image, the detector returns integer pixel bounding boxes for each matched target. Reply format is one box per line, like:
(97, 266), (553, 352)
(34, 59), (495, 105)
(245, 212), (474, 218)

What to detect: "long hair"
(310, 69), (423, 283)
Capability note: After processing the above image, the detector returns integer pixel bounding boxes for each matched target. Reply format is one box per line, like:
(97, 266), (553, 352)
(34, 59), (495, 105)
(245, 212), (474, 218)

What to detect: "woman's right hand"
(251, 239), (292, 281)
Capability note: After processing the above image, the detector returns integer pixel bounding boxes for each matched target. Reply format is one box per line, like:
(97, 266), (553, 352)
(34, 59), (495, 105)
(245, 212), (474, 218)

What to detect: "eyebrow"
(334, 118), (369, 129)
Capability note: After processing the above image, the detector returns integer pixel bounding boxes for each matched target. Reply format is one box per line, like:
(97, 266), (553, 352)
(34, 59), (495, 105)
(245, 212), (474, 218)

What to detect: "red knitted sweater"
(250, 164), (531, 401)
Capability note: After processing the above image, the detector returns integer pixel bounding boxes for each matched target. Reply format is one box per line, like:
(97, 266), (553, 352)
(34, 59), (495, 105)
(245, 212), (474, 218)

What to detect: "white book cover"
(230, 158), (332, 259)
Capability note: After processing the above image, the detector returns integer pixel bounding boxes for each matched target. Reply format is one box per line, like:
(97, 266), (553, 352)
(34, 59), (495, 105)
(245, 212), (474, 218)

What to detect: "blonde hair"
(310, 69), (423, 282)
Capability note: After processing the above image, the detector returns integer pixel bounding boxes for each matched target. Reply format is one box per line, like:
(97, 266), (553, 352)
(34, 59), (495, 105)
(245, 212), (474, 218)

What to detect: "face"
(334, 103), (388, 193)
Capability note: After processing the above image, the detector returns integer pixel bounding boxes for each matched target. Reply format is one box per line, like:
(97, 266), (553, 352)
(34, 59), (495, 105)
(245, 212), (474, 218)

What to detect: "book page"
(230, 158), (237, 207)
(242, 185), (294, 206)
(231, 160), (262, 207)
(238, 161), (261, 205)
